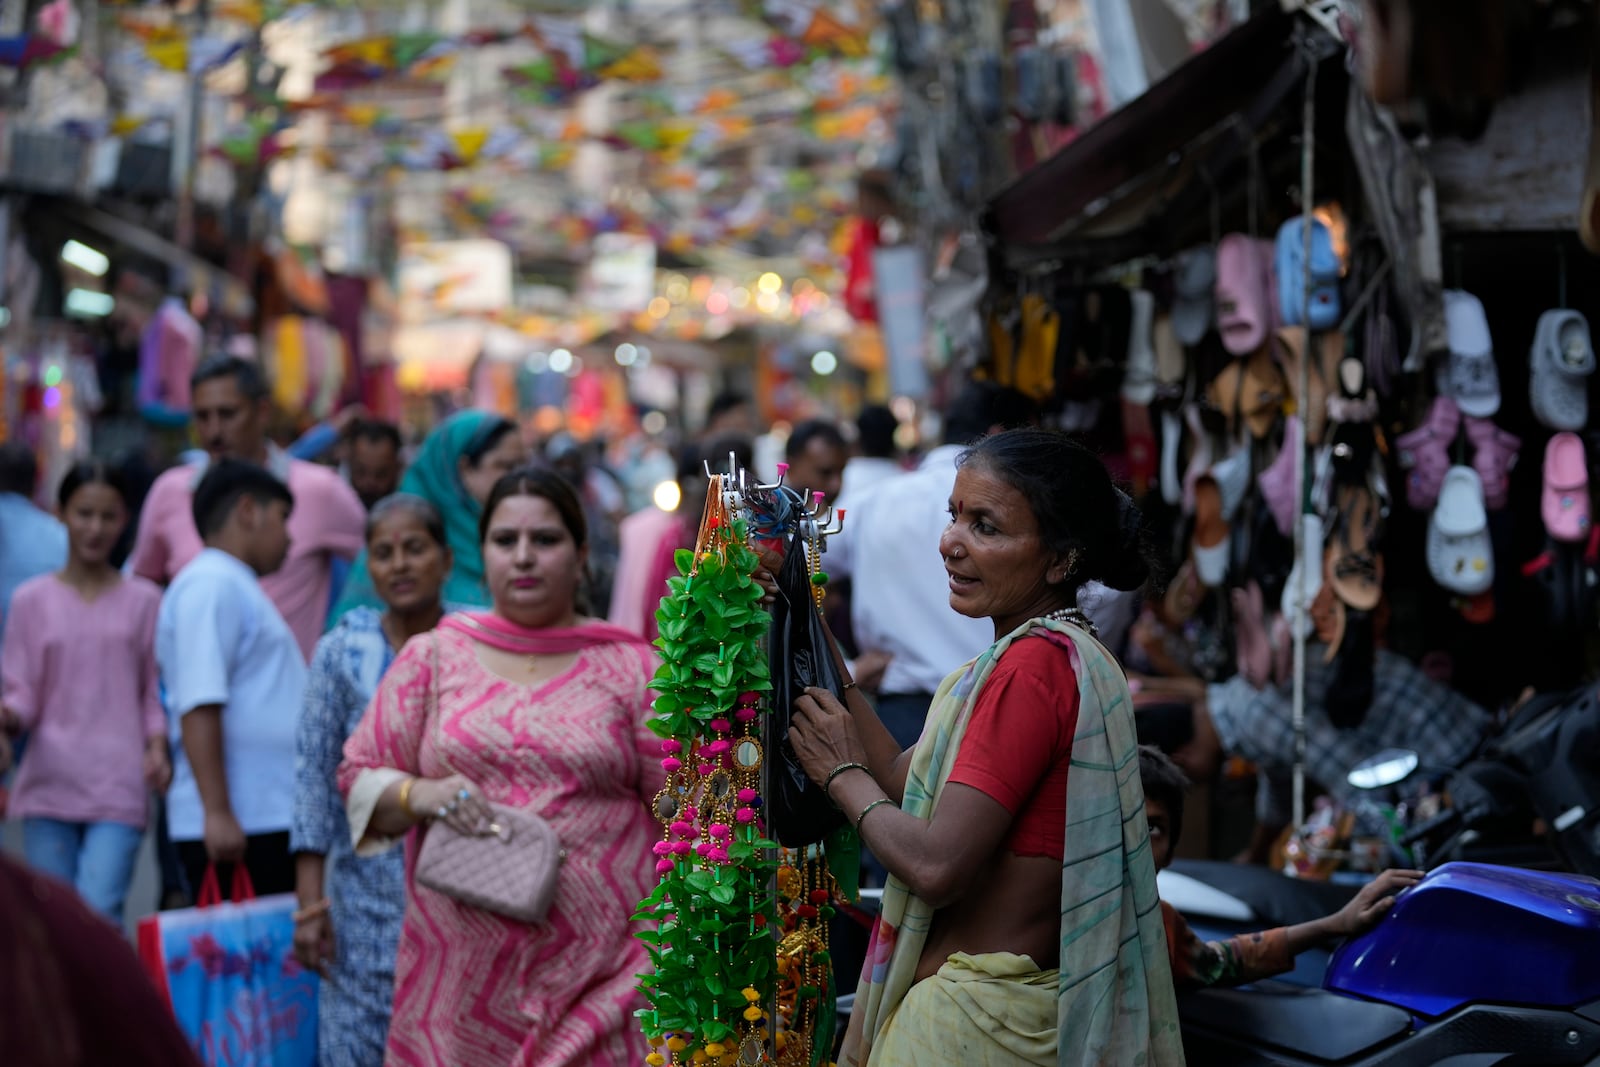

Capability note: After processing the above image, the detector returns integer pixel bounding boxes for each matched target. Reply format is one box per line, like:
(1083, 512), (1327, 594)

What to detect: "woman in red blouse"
(789, 429), (1183, 1066)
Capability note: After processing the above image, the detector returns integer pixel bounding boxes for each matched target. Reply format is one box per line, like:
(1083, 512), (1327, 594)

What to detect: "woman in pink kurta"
(339, 468), (661, 1067)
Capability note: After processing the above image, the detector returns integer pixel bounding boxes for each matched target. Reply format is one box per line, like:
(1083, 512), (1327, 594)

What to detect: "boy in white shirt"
(157, 458), (305, 898)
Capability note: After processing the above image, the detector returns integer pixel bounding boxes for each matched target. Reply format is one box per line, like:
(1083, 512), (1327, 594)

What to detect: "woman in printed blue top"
(291, 494), (451, 1067)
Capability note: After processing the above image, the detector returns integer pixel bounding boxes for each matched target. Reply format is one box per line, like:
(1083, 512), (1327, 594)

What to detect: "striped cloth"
(843, 617), (1186, 1066)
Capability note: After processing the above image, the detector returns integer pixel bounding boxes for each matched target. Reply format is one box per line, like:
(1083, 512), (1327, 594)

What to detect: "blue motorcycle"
(1179, 683), (1600, 1064)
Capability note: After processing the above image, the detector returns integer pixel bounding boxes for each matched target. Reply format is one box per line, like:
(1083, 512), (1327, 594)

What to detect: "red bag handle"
(196, 863), (257, 908)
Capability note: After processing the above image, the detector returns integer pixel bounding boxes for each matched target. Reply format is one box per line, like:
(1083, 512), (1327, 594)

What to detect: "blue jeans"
(22, 817), (144, 923)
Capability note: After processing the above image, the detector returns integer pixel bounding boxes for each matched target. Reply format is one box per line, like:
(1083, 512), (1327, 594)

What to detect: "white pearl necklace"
(1042, 607), (1098, 637)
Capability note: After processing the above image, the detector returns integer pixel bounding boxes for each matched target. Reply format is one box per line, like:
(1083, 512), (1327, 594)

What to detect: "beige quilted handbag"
(411, 634), (566, 922)
(415, 803), (566, 922)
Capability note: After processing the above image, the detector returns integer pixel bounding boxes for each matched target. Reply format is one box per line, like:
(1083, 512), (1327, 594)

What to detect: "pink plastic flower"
(652, 842), (673, 856)
(736, 789), (758, 804)
(661, 757), (682, 773)
(660, 739), (683, 754)
(704, 739), (731, 757)
(708, 823), (730, 840)
(697, 763), (715, 776)
(737, 692), (761, 705)
(680, 806), (698, 821)
(706, 847), (729, 863)
(734, 707), (758, 723)
(735, 807), (755, 824)
(655, 859), (675, 874)
(672, 841), (692, 855)
(669, 821), (692, 837)
(710, 718), (732, 734)
(695, 842), (713, 857)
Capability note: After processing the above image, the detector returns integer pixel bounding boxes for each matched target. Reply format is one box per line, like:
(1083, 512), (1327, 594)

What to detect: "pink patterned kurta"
(339, 625), (662, 1067)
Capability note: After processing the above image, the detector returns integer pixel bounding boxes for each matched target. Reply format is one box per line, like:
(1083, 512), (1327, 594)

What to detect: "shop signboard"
(396, 239), (513, 322)
(581, 233), (657, 314)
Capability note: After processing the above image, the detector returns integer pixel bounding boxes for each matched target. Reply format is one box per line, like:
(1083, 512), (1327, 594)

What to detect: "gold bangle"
(855, 796), (894, 832)
(841, 681), (858, 692)
(398, 776), (418, 819)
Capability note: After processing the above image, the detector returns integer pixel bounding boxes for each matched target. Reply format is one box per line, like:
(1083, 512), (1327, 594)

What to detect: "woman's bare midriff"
(914, 849), (1061, 983)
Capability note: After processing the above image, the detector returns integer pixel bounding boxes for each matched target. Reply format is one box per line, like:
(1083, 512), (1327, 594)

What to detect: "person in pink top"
(1, 462), (170, 922)
(340, 469), (661, 1067)
(128, 355), (365, 660)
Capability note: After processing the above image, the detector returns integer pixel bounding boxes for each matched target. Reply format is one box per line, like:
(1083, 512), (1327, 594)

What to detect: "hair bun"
(1101, 490), (1153, 592)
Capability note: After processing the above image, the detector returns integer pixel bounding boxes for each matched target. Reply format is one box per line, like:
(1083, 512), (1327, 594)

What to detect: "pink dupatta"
(440, 610), (652, 655)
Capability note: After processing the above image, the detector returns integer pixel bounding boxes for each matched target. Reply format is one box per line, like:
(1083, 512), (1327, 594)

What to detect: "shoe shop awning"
(985, 5), (1301, 257)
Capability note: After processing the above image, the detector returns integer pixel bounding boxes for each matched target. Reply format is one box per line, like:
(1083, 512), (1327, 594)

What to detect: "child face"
(1146, 798), (1174, 871)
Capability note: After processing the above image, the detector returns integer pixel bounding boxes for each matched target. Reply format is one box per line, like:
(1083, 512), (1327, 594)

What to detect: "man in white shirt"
(835, 405), (904, 511)
(826, 383), (1041, 747)
(157, 459), (305, 899)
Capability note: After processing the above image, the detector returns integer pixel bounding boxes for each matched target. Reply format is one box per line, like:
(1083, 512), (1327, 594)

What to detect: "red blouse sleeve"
(946, 636), (1080, 811)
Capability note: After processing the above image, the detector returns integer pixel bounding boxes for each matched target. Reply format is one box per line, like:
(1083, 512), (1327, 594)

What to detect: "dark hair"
(366, 492), (445, 547)
(785, 419), (847, 461)
(958, 429), (1154, 593)
(478, 467), (587, 549)
(1138, 744), (1191, 850)
(56, 460), (130, 511)
(191, 355), (270, 402)
(0, 442), (38, 497)
(462, 417), (517, 468)
(348, 419), (402, 452)
(192, 458), (293, 539)
(856, 405), (899, 459)
(943, 381), (1040, 446)
(707, 391), (751, 424)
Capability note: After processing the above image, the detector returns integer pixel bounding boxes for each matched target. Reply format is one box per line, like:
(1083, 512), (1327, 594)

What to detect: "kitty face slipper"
(1529, 309), (1595, 432)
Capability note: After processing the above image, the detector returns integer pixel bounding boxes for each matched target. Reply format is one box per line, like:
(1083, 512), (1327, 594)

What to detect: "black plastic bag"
(765, 524), (847, 847)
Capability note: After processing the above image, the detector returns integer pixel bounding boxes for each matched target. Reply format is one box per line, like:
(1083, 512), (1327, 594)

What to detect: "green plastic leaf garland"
(636, 502), (779, 1066)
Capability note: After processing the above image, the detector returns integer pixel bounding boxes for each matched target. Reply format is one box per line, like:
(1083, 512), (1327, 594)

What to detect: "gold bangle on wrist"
(855, 796), (894, 832)
(841, 681), (858, 691)
(398, 776), (418, 819)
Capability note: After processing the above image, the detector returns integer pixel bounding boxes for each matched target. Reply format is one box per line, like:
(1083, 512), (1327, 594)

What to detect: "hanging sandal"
(1327, 487), (1384, 611)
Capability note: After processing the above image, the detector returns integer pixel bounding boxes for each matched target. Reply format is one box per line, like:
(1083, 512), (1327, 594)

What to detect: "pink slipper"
(1232, 581), (1272, 691)
(1395, 396), (1460, 511)
(1464, 416), (1521, 512)
(1543, 432), (1592, 543)
(1259, 415), (1302, 538)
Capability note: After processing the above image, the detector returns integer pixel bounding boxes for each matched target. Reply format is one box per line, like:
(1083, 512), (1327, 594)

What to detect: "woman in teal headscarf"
(329, 411), (526, 625)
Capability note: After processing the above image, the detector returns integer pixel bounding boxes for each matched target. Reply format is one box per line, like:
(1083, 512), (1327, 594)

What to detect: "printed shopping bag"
(137, 867), (319, 1067)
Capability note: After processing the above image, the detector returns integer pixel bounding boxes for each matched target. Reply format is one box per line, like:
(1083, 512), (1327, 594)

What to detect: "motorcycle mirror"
(1347, 748), (1421, 790)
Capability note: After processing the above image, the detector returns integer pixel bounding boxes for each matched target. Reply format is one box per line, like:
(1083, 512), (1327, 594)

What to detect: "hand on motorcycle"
(1325, 868), (1425, 940)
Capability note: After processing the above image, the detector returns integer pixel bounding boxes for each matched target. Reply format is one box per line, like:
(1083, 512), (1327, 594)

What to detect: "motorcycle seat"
(1171, 859), (1361, 927)
(1180, 981), (1411, 1062)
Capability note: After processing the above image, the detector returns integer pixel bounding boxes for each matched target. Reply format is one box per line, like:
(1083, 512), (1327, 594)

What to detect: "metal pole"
(1291, 45), (1318, 833)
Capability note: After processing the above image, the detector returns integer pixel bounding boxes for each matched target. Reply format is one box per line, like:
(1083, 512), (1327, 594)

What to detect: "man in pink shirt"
(128, 356), (365, 661)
